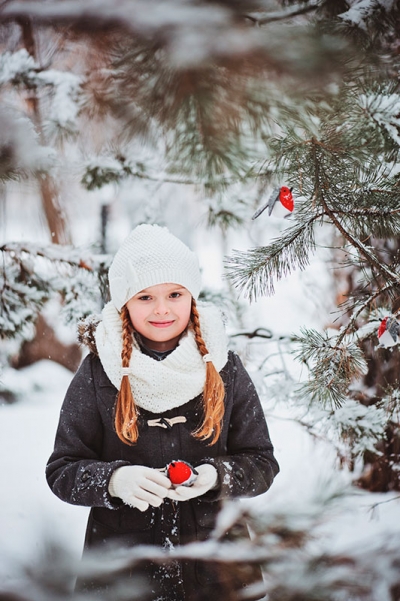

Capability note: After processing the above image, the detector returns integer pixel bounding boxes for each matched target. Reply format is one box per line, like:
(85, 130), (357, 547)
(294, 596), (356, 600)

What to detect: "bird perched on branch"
(377, 316), (400, 348)
(252, 186), (294, 220)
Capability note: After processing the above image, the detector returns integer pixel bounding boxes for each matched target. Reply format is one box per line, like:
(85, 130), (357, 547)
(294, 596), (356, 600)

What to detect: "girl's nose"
(154, 300), (169, 315)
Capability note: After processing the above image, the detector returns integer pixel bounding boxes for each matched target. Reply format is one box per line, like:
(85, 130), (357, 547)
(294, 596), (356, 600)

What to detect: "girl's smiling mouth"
(149, 321), (175, 328)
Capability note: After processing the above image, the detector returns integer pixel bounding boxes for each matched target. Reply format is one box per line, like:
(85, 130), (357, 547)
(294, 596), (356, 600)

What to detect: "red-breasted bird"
(167, 460), (198, 487)
(377, 316), (400, 348)
(252, 186), (294, 220)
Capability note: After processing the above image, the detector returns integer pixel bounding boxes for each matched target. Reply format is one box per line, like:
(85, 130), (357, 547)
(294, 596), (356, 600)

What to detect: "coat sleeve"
(45, 354), (129, 510)
(204, 352), (279, 501)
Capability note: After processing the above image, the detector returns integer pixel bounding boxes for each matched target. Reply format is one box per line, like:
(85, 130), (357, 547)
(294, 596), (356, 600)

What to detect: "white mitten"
(167, 464), (218, 501)
(109, 465), (171, 512)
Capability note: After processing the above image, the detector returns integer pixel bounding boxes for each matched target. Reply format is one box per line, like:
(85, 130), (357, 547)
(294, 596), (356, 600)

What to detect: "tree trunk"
(333, 236), (400, 492)
(11, 314), (82, 373)
(12, 19), (78, 373)
(19, 16), (71, 245)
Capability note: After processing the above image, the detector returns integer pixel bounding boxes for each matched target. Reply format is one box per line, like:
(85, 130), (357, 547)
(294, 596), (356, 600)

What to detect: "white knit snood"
(94, 301), (229, 414)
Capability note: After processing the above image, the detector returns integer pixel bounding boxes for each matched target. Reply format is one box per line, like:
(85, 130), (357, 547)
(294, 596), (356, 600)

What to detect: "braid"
(114, 306), (139, 445)
(121, 306), (133, 368)
(191, 298), (225, 445)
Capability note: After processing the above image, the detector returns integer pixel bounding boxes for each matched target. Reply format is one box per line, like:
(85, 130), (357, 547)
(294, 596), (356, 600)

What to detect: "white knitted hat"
(108, 224), (202, 311)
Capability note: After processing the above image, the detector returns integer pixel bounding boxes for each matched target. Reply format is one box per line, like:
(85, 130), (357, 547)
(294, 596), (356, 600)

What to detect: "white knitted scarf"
(95, 301), (229, 414)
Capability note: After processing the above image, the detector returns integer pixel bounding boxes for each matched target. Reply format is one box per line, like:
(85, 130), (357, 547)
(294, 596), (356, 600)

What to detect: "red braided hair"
(190, 298), (225, 445)
(114, 306), (139, 445)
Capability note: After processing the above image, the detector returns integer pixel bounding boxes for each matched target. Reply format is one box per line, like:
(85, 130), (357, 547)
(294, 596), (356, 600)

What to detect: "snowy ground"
(0, 361), (89, 581)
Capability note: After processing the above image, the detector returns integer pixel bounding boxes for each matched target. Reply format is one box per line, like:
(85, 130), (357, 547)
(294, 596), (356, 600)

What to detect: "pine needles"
(294, 328), (368, 409)
(225, 208), (318, 300)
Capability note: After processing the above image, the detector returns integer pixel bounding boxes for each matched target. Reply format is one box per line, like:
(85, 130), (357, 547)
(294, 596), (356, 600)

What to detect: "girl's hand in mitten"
(109, 465), (171, 512)
(167, 464), (218, 501)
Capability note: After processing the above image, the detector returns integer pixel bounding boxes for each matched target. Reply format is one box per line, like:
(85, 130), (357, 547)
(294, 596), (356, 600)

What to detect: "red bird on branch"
(252, 186), (294, 220)
(377, 316), (400, 348)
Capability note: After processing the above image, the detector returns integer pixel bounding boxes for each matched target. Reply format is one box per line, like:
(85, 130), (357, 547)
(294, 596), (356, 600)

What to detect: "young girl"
(46, 224), (279, 601)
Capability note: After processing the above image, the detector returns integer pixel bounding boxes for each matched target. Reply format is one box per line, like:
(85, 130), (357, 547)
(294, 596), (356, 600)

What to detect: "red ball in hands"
(167, 460), (198, 487)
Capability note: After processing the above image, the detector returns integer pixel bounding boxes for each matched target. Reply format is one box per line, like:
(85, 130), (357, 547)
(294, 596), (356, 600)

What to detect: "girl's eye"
(138, 295), (151, 301)
(170, 292), (181, 299)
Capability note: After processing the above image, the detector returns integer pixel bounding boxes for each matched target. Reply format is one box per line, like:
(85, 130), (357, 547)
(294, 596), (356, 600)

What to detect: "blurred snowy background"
(1, 1), (400, 599)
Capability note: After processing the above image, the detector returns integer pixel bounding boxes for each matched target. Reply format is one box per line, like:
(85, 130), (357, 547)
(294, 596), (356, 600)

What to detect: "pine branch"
(332, 206), (400, 216)
(225, 210), (324, 300)
(336, 282), (395, 345)
(81, 152), (242, 192)
(0, 244), (108, 338)
(310, 138), (400, 286)
(295, 328), (368, 409)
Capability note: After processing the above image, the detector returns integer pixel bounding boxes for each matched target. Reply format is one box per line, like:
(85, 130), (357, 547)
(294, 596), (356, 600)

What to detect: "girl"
(46, 224), (279, 601)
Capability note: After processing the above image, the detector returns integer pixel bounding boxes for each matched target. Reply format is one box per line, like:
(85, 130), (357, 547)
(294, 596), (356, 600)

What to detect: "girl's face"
(126, 283), (192, 351)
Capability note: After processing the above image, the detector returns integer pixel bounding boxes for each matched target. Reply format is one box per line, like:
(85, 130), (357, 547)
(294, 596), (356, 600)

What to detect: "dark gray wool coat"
(46, 329), (279, 601)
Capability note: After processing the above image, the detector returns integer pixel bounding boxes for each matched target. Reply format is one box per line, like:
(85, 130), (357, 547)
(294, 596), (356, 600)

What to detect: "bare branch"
(230, 327), (273, 340)
(246, 1), (320, 25)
